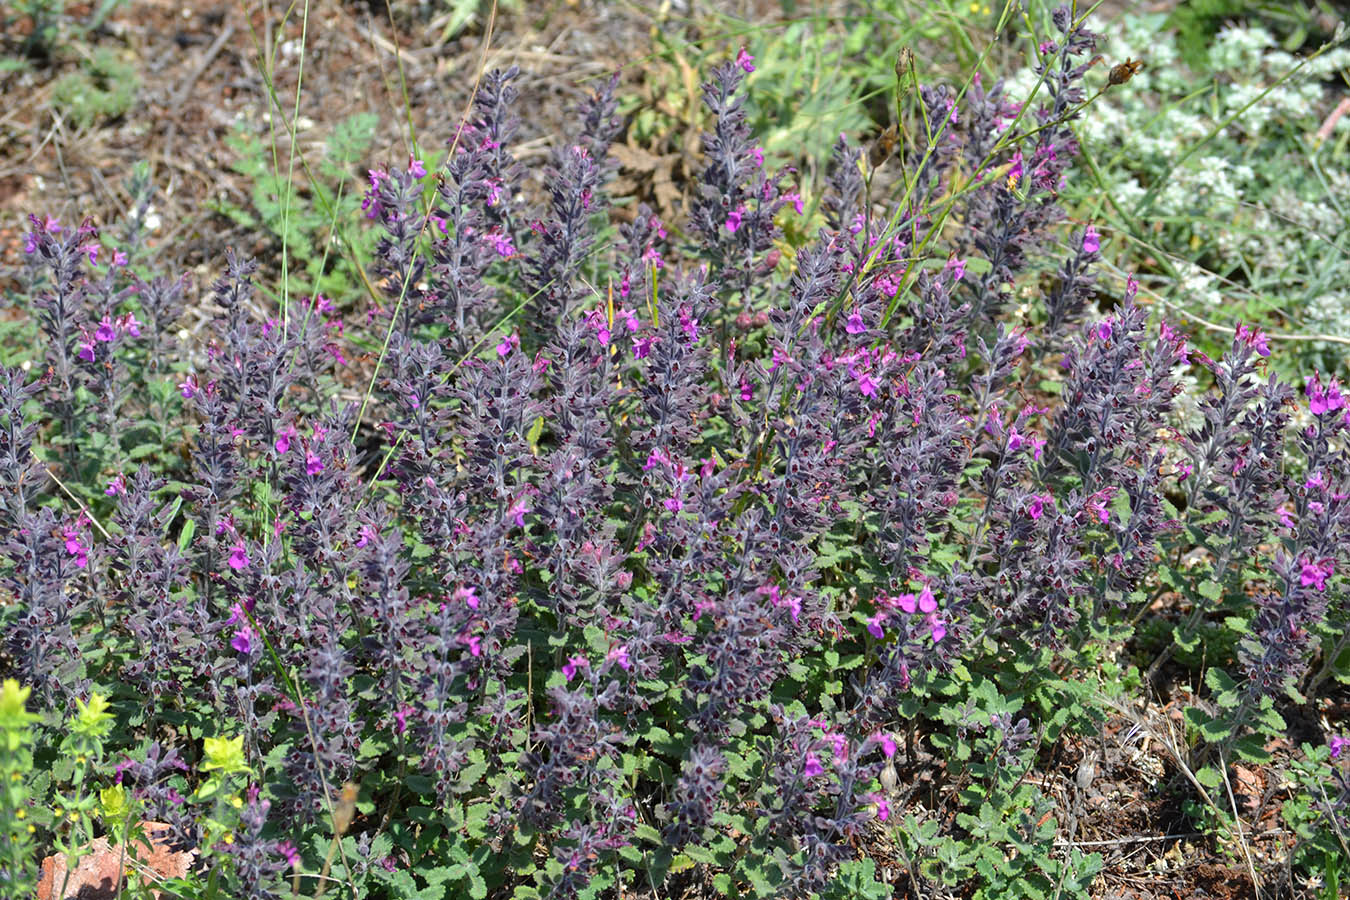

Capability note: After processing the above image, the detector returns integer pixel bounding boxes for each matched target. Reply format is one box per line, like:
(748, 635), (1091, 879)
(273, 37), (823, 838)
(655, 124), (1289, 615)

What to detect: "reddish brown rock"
(36, 822), (194, 900)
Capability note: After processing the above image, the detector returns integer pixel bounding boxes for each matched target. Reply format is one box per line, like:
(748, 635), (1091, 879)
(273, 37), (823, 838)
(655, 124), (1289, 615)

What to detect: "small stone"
(36, 822), (194, 900)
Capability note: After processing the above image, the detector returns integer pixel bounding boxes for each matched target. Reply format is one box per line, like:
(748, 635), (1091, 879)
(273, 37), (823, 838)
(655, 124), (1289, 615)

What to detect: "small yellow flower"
(14, 809), (24, 819)
(222, 832), (234, 844)
(1007, 172), (1020, 191)
(231, 795), (243, 809)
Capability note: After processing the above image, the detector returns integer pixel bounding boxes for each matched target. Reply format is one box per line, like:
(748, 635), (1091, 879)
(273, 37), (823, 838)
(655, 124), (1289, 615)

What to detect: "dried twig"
(42, 459), (112, 540)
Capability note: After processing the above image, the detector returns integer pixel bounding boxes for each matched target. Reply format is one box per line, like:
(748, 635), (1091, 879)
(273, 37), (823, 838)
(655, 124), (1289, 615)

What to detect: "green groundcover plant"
(1015, 8), (1350, 380)
(2, 6), (1349, 899)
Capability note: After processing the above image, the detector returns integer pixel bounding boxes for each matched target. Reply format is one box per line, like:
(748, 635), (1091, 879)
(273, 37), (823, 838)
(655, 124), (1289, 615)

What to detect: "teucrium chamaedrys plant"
(2, 5), (1349, 897)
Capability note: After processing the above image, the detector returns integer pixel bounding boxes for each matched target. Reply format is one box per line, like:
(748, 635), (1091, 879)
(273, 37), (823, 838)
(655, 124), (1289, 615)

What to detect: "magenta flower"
(305, 451), (324, 476)
(362, 168), (387, 219)
(826, 732), (848, 764)
(562, 655), (589, 681)
(945, 256), (966, 281)
(178, 374), (199, 399)
(95, 317), (117, 342)
(845, 311), (866, 334)
(117, 313), (142, 337)
(485, 178), (504, 206)
(1082, 225), (1100, 254)
(876, 733), (898, 759)
(77, 340), (95, 362)
(583, 309), (612, 346)
(869, 792), (891, 822)
(1306, 372), (1345, 416)
(1176, 460), (1193, 480)
(866, 611), (887, 639)
(62, 523), (88, 569)
(761, 584), (801, 623)
(736, 46), (755, 72)
(275, 424), (297, 455)
(1331, 735), (1349, 759)
(484, 228), (515, 258)
(1235, 322), (1271, 357)
(408, 156), (427, 178)
(750, 146), (764, 166)
(105, 474), (127, 496)
(227, 542), (250, 571)
(802, 755), (824, 778)
(663, 495), (684, 513)
(725, 207), (745, 233)
(607, 645), (632, 671)
(356, 524), (377, 548)
(929, 616), (948, 643)
(507, 493), (531, 527)
(858, 372), (878, 397)
(874, 269), (902, 297)
(1085, 488), (1114, 524)
(1300, 558), (1334, 591)
(230, 623), (256, 655)
(1095, 320), (1113, 342)
(393, 705), (413, 735)
(1027, 494), (1052, 520)
(643, 448), (671, 472)
(455, 585), (480, 610)
(277, 841), (301, 868)
(497, 332), (520, 357)
(465, 634), (482, 657)
(679, 308), (699, 342)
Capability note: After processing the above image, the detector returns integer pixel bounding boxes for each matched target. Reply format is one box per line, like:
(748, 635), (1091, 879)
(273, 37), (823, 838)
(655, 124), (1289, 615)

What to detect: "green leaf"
(1174, 628), (1201, 654)
(1207, 672), (1241, 709)
(1231, 734), (1272, 764)
(1184, 706), (1230, 742)
(177, 518), (196, 551)
(1195, 765), (1223, 789)
(1197, 579), (1223, 602)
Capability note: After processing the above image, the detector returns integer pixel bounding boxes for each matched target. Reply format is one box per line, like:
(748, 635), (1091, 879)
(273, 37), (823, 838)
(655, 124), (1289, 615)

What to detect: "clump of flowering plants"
(2, 7), (1349, 898)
